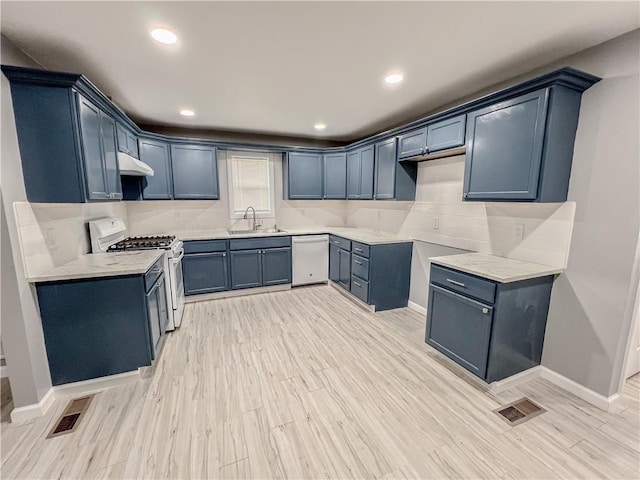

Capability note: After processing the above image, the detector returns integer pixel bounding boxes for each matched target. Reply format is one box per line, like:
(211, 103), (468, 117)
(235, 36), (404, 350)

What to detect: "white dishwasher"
(292, 235), (329, 286)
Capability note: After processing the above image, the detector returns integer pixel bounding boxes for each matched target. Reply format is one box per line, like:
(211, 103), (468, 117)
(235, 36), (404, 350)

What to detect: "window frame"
(225, 150), (277, 220)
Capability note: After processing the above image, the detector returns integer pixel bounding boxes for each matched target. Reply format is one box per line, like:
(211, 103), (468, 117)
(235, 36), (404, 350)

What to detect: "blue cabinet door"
(359, 146), (375, 200)
(116, 124), (128, 154)
(183, 252), (229, 295)
(262, 247), (292, 286)
(374, 138), (397, 199)
(346, 150), (361, 199)
(100, 112), (122, 200)
(323, 153), (347, 199)
(426, 284), (493, 379)
(230, 250), (262, 290)
(329, 243), (340, 282)
(171, 144), (219, 199)
(427, 115), (465, 152)
(146, 277), (162, 359)
(464, 89), (549, 201)
(140, 139), (173, 199)
(287, 153), (323, 199)
(78, 96), (109, 200)
(127, 132), (139, 158)
(397, 127), (427, 159)
(338, 248), (351, 290)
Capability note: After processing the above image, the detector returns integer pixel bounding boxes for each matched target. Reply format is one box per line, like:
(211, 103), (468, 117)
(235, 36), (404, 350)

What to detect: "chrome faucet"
(243, 206), (259, 230)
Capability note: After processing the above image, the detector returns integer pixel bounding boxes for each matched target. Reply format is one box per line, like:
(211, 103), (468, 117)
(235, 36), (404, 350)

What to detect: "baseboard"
(329, 281), (376, 312)
(10, 370), (139, 423)
(185, 284), (291, 303)
(407, 301), (427, 316)
(539, 366), (618, 411)
(490, 366), (542, 393)
(10, 387), (56, 423)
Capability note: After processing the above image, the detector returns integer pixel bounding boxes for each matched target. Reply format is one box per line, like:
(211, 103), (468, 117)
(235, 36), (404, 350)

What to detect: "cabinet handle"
(482, 307), (489, 314)
(354, 260), (362, 265)
(354, 281), (362, 287)
(446, 279), (465, 288)
(222, 253), (226, 257)
(354, 247), (363, 252)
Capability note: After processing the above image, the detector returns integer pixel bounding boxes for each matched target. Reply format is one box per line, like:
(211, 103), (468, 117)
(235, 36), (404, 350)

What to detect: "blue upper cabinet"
(140, 138), (173, 200)
(171, 144), (219, 200)
(323, 153), (347, 199)
(427, 115), (465, 152)
(397, 127), (427, 160)
(116, 124), (139, 159)
(77, 95), (121, 201)
(374, 138), (417, 201)
(465, 84), (591, 202)
(374, 138), (396, 199)
(284, 152), (323, 199)
(346, 145), (375, 200)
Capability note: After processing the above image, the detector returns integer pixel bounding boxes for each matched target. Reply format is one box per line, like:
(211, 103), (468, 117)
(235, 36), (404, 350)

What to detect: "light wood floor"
(1, 285), (639, 479)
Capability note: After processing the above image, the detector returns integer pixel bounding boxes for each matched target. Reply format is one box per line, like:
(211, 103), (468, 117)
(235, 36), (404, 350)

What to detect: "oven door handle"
(172, 251), (185, 263)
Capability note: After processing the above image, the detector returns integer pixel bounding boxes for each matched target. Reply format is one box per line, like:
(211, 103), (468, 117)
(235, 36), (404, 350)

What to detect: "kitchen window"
(225, 150), (277, 219)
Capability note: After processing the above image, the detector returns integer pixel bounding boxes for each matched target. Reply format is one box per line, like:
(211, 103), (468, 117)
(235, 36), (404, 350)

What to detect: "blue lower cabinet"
(230, 250), (263, 290)
(338, 248), (351, 290)
(183, 252), (229, 295)
(35, 269), (168, 385)
(262, 248), (292, 285)
(329, 244), (340, 283)
(350, 275), (369, 303)
(427, 285), (493, 378)
(426, 265), (554, 382)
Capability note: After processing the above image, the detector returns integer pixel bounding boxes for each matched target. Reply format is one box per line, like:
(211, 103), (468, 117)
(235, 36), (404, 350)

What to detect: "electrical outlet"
(514, 223), (525, 239)
(432, 217), (440, 230)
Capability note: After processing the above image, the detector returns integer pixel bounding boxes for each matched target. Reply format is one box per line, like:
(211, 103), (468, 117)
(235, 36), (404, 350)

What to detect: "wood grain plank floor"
(1, 285), (639, 479)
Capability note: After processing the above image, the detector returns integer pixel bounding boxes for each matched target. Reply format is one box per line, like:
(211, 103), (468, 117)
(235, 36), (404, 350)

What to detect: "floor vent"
(494, 397), (545, 426)
(47, 394), (94, 438)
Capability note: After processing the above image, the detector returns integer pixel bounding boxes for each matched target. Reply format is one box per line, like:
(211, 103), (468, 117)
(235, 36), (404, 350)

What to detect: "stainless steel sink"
(228, 228), (286, 235)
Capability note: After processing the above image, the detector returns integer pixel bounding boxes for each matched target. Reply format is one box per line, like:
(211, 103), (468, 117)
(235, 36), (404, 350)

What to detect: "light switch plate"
(515, 223), (525, 239)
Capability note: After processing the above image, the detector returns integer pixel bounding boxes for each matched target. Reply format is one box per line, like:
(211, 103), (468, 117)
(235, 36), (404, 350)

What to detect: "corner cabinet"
(464, 85), (587, 202)
(284, 152), (323, 199)
(2, 68), (122, 202)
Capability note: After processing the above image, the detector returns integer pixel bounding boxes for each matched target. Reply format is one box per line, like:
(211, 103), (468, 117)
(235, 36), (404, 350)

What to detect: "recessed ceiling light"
(150, 28), (178, 45)
(180, 109), (195, 117)
(385, 73), (404, 85)
(314, 123), (326, 131)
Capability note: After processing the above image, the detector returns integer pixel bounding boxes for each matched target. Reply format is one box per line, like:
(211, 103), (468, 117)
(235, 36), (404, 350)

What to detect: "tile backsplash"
(13, 154), (575, 277)
(14, 201), (128, 278)
(345, 155), (576, 269)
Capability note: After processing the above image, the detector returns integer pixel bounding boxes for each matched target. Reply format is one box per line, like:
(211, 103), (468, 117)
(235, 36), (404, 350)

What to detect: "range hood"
(118, 152), (154, 176)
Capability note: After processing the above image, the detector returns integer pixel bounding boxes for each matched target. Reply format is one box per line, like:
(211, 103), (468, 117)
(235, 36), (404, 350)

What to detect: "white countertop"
(27, 250), (165, 283)
(176, 227), (412, 245)
(429, 253), (563, 283)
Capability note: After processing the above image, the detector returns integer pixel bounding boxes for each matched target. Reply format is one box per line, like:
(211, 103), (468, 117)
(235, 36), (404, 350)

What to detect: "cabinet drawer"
(184, 239), (227, 254)
(351, 254), (369, 281)
(426, 284), (493, 379)
(229, 236), (291, 251)
(430, 264), (496, 304)
(350, 275), (369, 303)
(144, 257), (164, 292)
(351, 241), (370, 258)
(329, 235), (351, 251)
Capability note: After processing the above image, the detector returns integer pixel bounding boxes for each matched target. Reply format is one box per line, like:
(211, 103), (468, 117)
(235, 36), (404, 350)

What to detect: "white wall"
(539, 30), (640, 397)
(1, 36), (53, 408)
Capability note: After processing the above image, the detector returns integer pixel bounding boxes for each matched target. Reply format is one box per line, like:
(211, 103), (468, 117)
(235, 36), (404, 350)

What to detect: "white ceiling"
(1, 1), (638, 142)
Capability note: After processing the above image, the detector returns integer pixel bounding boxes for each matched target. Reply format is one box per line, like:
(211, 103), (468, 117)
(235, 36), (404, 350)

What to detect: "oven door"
(169, 250), (185, 328)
